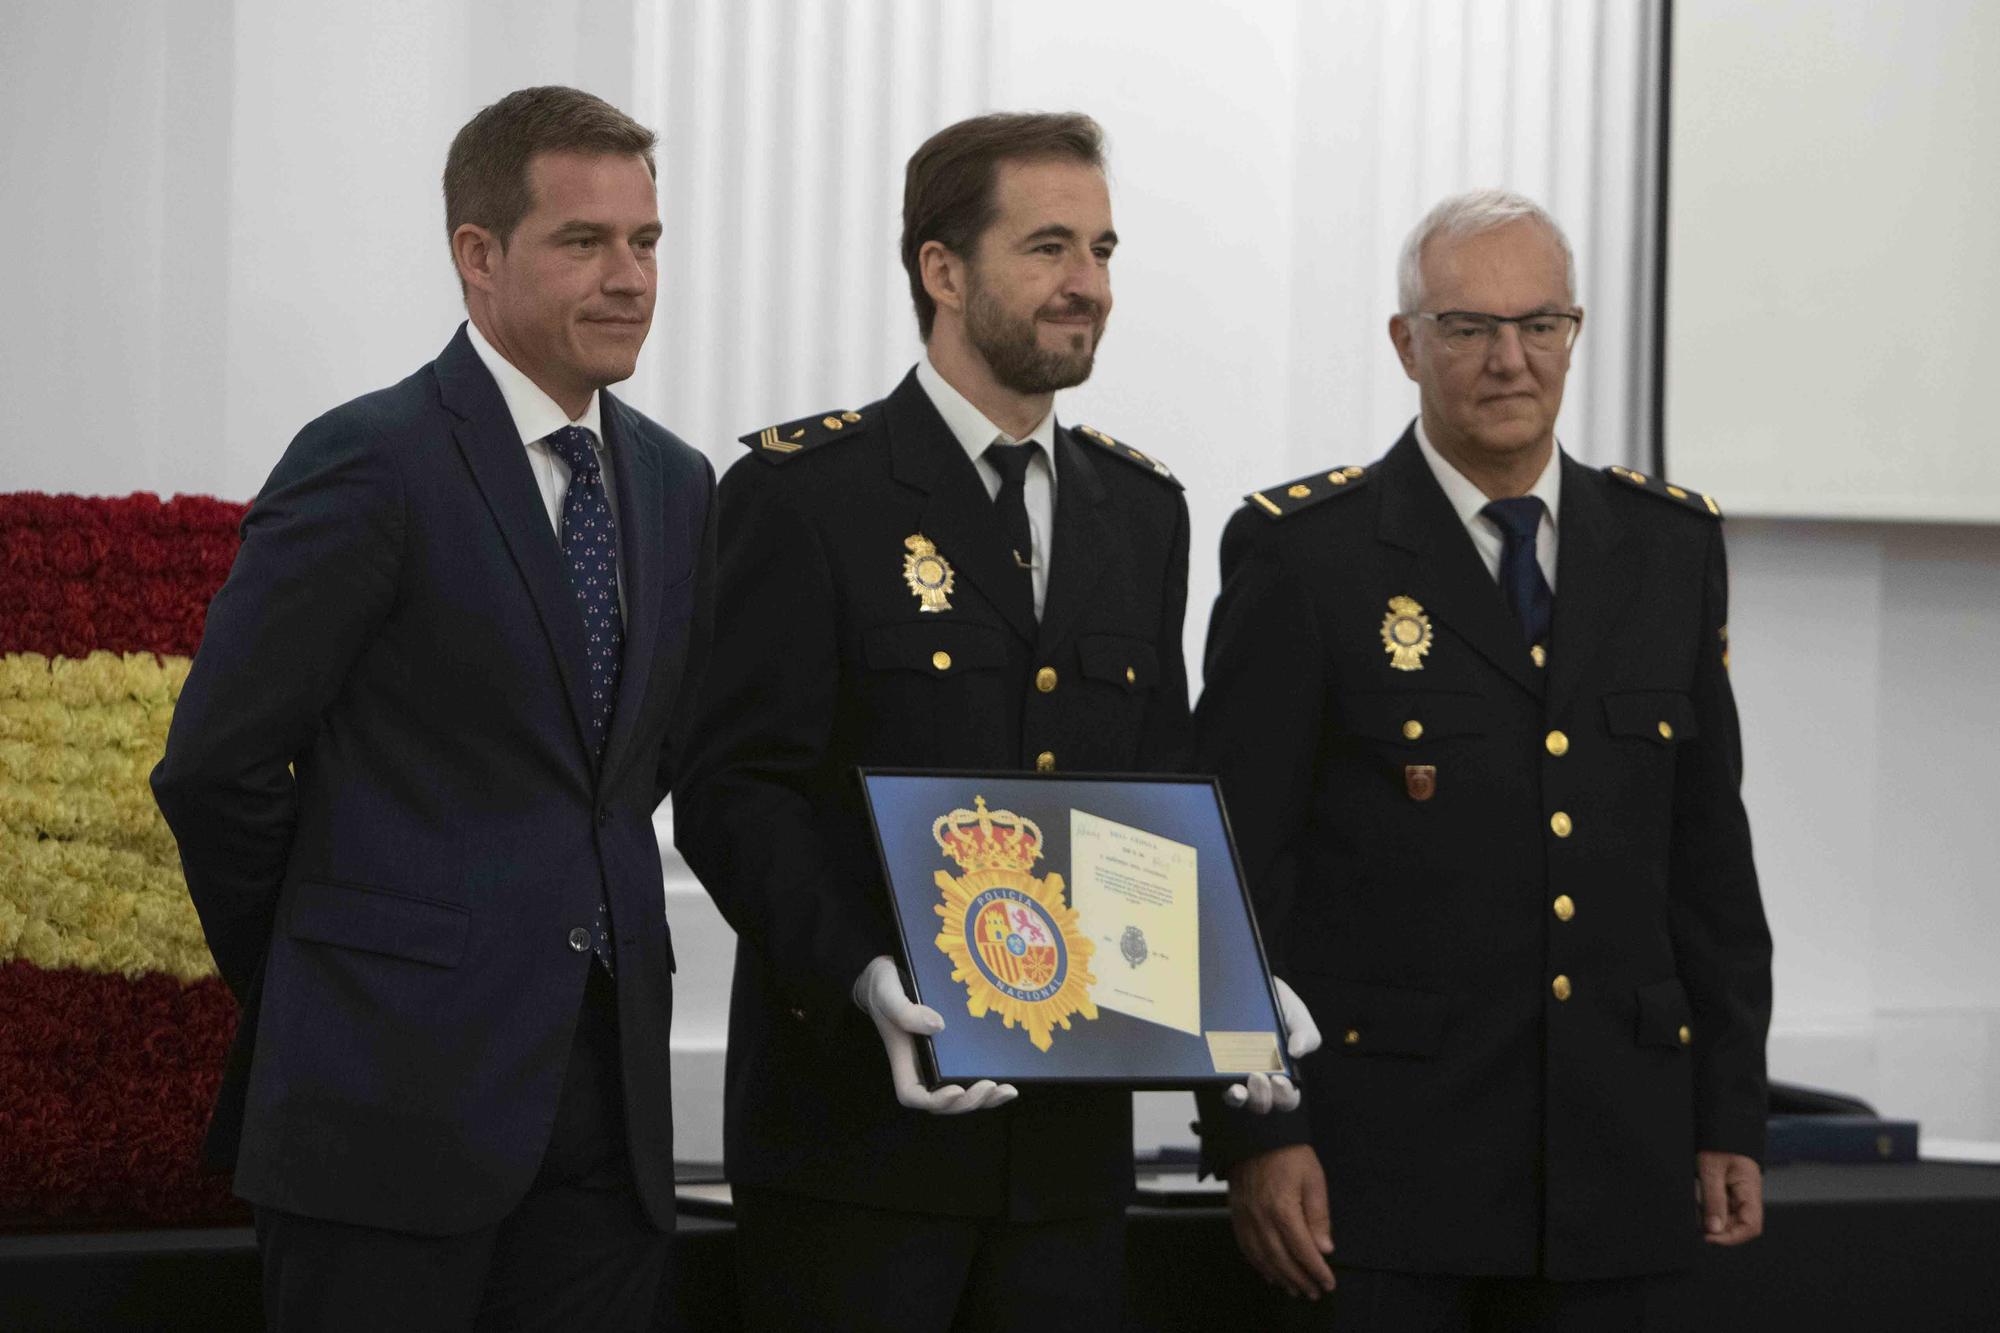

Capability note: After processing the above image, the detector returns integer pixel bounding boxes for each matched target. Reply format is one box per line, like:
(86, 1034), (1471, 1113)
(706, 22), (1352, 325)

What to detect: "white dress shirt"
(915, 356), (1058, 617)
(465, 319), (624, 610)
(1413, 417), (1562, 593)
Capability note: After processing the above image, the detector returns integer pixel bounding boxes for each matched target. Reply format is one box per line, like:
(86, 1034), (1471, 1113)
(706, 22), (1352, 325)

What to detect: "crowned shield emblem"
(931, 796), (1097, 1052)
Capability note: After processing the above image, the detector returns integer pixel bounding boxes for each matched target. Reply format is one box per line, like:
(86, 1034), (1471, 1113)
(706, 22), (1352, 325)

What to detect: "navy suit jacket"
(153, 326), (715, 1235)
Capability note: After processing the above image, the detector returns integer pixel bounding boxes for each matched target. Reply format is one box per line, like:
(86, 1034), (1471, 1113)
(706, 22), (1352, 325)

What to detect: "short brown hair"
(900, 112), (1106, 341)
(443, 86), (657, 253)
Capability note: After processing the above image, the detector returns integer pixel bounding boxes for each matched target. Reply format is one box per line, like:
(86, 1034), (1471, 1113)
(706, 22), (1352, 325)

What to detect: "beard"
(964, 282), (1104, 395)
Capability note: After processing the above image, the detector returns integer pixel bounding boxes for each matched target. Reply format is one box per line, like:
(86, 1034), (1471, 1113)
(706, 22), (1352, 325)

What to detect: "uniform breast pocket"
(860, 620), (1011, 757)
(1078, 635), (1158, 693)
(1602, 691), (1698, 747)
(1338, 690), (1488, 750)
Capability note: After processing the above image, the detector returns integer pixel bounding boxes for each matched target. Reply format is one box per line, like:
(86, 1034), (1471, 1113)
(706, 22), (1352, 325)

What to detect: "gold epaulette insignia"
(739, 409), (868, 462)
(1605, 465), (1721, 518)
(1246, 464), (1370, 519)
(1072, 424), (1182, 488)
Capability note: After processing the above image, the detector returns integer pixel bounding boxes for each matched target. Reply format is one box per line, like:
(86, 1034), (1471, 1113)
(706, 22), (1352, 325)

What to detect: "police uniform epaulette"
(739, 408), (871, 462)
(1244, 464), (1372, 519)
(1071, 424), (1182, 489)
(1604, 464), (1722, 519)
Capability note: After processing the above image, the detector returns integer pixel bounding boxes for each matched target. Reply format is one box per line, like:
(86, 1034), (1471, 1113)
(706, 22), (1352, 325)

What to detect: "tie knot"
(1482, 495), (1545, 544)
(983, 440), (1039, 486)
(547, 426), (599, 479)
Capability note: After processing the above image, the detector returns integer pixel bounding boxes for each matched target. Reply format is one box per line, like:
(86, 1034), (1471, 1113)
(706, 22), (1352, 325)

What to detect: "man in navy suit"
(152, 85), (714, 1329)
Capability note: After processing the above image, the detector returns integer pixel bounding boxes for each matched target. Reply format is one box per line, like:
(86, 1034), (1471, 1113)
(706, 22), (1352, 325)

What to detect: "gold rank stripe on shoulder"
(739, 408), (868, 462)
(1246, 464), (1371, 519)
(1072, 424), (1182, 488)
(1604, 464), (1722, 518)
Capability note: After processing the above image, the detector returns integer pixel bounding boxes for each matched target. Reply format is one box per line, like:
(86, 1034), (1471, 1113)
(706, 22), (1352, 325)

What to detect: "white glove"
(853, 956), (1019, 1115)
(1223, 977), (1323, 1115)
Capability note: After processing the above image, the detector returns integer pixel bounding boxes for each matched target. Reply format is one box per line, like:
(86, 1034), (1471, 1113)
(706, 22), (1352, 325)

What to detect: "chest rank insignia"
(931, 796), (1097, 1052)
(1381, 595), (1433, 671)
(903, 534), (955, 613)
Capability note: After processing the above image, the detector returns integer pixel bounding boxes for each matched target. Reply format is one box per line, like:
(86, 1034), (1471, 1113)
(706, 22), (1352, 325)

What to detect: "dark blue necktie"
(1482, 496), (1553, 653)
(547, 425), (622, 974)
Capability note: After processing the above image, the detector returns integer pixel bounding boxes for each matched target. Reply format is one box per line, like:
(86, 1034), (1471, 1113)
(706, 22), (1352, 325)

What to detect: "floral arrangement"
(0, 492), (250, 1229)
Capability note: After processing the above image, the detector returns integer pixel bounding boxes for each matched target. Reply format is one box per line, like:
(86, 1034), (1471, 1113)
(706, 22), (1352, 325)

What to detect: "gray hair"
(1395, 188), (1576, 313)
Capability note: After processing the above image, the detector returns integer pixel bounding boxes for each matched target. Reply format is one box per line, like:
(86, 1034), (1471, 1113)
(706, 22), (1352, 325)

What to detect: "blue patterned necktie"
(1481, 495), (1553, 654)
(547, 425), (622, 974)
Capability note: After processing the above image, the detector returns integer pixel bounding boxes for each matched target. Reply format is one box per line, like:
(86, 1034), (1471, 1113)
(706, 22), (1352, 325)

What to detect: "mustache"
(1038, 296), (1103, 322)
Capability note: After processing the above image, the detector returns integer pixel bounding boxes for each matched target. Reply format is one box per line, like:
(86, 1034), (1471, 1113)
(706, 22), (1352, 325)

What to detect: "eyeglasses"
(1414, 310), (1581, 355)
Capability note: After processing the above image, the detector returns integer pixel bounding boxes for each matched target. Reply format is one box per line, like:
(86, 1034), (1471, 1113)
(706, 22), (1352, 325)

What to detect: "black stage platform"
(5, 1161), (1998, 1331)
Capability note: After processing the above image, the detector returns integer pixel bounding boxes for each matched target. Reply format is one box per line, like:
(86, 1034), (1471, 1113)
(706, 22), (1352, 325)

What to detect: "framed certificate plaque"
(859, 770), (1294, 1088)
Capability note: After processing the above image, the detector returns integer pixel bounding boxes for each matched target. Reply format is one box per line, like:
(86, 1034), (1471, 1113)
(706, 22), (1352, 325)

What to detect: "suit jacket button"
(567, 927), (591, 952)
(597, 808), (611, 826)
(790, 1006), (808, 1022)
(1035, 751), (1056, 772)
(1036, 666), (1058, 693)
(1551, 974), (1573, 1002)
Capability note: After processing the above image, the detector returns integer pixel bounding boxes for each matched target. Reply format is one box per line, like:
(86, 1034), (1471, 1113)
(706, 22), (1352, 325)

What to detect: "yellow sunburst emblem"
(931, 796), (1097, 1052)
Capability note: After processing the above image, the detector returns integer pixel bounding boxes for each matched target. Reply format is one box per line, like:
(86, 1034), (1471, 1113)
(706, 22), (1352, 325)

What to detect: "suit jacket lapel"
(1546, 454), (1638, 716)
(885, 372), (1038, 642)
(1374, 430), (1544, 700)
(434, 326), (596, 761)
(1035, 424), (1107, 653)
(598, 393), (665, 785)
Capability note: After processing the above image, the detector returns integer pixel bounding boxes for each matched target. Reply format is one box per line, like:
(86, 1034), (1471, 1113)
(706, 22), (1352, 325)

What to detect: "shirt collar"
(915, 354), (1059, 475)
(465, 319), (605, 448)
(1414, 416), (1563, 531)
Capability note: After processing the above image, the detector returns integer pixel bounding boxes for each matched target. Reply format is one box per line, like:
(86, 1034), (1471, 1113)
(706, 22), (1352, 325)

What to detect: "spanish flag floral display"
(0, 493), (249, 1228)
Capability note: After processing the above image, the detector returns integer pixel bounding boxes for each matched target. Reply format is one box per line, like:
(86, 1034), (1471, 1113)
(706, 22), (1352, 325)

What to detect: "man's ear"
(452, 223), (503, 295)
(1388, 314), (1420, 383)
(920, 240), (967, 323)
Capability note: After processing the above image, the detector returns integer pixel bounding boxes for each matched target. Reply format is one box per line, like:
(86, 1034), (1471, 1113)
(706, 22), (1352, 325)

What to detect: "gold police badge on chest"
(903, 534), (955, 613)
(1380, 596), (1433, 671)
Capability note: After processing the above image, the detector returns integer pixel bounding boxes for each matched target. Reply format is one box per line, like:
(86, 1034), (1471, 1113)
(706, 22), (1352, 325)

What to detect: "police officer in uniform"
(676, 112), (1206, 1331)
(1195, 190), (1773, 1330)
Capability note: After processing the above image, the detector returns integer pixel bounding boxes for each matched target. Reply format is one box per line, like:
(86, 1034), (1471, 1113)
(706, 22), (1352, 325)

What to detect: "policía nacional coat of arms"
(931, 796), (1097, 1052)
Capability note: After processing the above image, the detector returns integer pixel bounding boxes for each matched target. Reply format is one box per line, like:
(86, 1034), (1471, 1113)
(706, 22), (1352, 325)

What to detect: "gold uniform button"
(1124, 666), (1136, 685)
(1658, 720), (1674, 740)
(1288, 484), (1312, 499)
(1036, 666), (1058, 693)
(1550, 811), (1573, 838)
(1553, 894), (1575, 921)
(1402, 719), (1424, 741)
(1343, 1028), (1360, 1046)
(1036, 751), (1056, 773)
(1678, 1024), (1692, 1046)
(932, 651), (952, 671)
(1530, 644), (1548, 668)
(1552, 974), (1572, 1002)
(1545, 730), (1569, 756)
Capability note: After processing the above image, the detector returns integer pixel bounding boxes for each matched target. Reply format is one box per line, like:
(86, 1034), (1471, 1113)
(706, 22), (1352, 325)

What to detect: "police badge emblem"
(903, 534), (954, 613)
(931, 796), (1097, 1052)
(1380, 595), (1434, 671)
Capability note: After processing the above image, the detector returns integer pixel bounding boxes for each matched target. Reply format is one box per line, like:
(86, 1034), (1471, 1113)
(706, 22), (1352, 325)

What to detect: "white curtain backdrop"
(1, 0), (1663, 1158)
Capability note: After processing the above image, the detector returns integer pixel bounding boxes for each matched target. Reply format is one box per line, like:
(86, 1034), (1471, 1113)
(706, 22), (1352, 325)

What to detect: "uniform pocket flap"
(1078, 635), (1158, 689)
(1602, 690), (1699, 743)
(1338, 691), (1489, 744)
(1634, 976), (1693, 1050)
(289, 879), (469, 969)
(863, 620), (1008, 675)
(1323, 979), (1449, 1057)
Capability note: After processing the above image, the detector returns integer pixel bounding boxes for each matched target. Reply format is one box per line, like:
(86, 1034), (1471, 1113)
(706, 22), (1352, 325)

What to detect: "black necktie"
(983, 440), (1039, 604)
(1481, 496), (1553, 653)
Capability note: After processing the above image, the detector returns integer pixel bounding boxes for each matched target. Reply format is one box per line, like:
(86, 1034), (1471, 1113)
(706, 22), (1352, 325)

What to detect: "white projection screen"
(1664, 0), (2000, 521)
